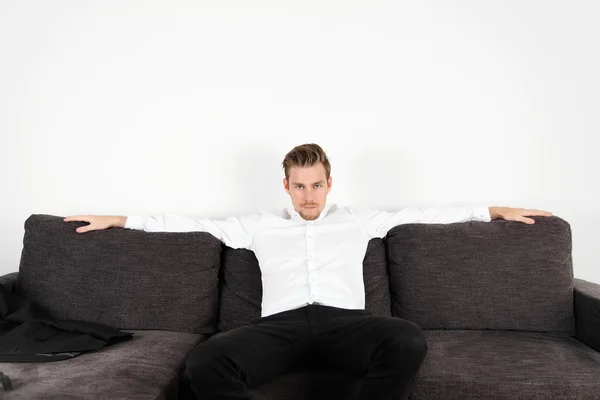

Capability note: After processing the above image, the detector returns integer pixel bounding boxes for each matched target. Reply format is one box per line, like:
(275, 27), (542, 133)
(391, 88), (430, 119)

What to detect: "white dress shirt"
(125, 204), (491, 318)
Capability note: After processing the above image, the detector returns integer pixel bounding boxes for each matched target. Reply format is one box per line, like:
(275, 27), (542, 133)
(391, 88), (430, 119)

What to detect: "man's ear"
(283, 177), (289, 194)
(327, 176), (332, 193)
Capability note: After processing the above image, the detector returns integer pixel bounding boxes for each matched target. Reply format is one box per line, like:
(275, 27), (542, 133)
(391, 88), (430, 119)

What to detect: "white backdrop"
(1, 0), (598, 283)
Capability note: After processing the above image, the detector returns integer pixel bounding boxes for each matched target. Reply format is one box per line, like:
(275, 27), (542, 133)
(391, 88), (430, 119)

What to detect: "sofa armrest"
(573, 278), (600, 352)
(0, 271), (18, 292)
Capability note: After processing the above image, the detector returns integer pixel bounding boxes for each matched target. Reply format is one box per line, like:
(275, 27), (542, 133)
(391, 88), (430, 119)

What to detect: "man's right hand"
(63, 215), (127, 233)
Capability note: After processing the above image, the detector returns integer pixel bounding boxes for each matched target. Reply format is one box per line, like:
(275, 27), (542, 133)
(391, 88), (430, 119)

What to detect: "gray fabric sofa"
(1, 213), (599, 399)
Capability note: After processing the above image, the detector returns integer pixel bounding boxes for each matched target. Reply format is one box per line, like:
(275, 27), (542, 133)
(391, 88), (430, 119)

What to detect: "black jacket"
(0, 283), (134, 390)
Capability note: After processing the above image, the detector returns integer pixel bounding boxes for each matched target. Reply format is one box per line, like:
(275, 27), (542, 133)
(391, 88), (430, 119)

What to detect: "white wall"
(1, 1), (598, 283)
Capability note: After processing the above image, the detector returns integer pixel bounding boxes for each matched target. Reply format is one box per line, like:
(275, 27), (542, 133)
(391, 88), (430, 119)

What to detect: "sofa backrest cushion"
(217, 238), (391, 332)
(385, 216), (575, 334)
(16, 214), (222, 334)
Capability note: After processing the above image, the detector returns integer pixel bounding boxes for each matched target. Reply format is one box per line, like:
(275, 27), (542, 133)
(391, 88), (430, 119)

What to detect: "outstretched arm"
(351, 205), (552, 239)
(63, 213), (260, 250)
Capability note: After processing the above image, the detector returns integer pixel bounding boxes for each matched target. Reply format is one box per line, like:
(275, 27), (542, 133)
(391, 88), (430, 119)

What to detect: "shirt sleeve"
(351, 205), (491, 239)
(124, 213), (260, 250)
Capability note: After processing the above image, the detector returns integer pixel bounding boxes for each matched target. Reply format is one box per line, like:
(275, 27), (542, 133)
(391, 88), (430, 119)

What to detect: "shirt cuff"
(124, 216), (145, 230)
(473, 206), (491, 222)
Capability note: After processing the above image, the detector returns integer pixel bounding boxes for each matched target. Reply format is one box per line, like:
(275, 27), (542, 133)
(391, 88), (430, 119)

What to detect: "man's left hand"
(489, 207), (552, 224)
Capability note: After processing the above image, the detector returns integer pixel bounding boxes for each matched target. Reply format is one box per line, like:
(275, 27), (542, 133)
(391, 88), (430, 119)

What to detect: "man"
(64, 143), (552, 400)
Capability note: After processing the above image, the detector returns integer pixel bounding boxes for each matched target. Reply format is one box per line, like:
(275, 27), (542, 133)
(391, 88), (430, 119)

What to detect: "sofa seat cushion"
(0, 330), (207, 400)
(248, 330), (600, 400)
(412, 330), (600, 400)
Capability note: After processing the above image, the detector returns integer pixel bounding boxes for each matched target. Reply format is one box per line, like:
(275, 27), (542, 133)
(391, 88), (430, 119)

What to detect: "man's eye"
(296, 186), (303, 189)
(314, 185), (321, 188)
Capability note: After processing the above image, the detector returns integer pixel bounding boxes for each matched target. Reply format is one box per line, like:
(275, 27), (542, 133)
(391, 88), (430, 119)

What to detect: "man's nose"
(304, 194), (316, 203)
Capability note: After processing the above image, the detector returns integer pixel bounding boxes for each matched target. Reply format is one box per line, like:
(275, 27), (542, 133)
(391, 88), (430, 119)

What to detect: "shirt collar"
(283, 203), (335, 222)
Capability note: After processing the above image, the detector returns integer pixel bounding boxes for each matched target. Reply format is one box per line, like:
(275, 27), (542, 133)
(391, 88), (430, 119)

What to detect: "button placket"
(306, 223), (317, 300)
(306, 224), (314, 267)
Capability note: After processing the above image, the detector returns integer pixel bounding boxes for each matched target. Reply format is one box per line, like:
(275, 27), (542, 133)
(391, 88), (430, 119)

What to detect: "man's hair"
(282, 143), (331, 180)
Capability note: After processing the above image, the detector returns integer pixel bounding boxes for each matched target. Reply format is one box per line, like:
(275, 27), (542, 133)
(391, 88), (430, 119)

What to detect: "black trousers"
(180, 304), (428, 400)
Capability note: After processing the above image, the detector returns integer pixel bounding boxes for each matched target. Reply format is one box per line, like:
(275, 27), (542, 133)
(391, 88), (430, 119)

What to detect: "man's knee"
(184, 340), (229, 382)
(383, 318), (428, 362)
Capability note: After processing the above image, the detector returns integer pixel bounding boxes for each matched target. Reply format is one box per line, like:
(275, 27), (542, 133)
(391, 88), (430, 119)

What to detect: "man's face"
(283, 163), (332, 221)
